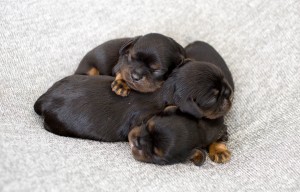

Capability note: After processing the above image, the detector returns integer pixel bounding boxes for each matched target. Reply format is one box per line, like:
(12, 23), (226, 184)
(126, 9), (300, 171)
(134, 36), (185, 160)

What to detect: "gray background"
(1, 0), (299, 191)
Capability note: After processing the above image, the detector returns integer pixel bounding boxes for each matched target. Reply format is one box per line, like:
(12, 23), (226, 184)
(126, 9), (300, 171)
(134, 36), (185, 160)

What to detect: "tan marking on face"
(120, 66), (163, 93)
(154, 147), (164, 157)
(202, 110), (221, 119)
(87, 67), (100, 76)
(202, 99), (232, 119)
(131, 147), (148, 162)
(147, 120), (155, 132)
(128, 126), (141, 147)
(150, 63), (161, 70)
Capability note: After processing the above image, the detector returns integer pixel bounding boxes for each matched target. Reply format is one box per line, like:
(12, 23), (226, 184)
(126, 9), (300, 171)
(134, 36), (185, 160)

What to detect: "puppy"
(34, 75), (226, 166)
(34, 75), (164, 142)
(75, 33), (186, 96)
(184, 41), (235, 163)
(128, 107), (227, 165)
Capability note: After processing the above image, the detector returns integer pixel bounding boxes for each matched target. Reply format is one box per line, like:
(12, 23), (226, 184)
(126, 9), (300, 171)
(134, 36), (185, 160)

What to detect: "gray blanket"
(1, 0), (299, 191)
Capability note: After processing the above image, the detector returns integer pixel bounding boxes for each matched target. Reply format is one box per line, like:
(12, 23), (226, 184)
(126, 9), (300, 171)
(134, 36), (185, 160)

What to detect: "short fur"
(34, 42), (234, 165)
(184, 41), (234, 163)
(75, 33), (185, 95)
(128, 109), (227, 165)
(34, 74), (226, 165)
(185, 41), (234, 89)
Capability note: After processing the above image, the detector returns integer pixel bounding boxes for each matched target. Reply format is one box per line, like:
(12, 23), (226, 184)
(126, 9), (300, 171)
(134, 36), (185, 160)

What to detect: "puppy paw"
(111, 79), (131, 97)
(209, 142), (231, 163)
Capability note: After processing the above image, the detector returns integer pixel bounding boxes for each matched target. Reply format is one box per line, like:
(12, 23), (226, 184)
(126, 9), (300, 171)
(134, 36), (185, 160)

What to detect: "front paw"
(209, 142), (231, 163)
(111, 79), (131, 97)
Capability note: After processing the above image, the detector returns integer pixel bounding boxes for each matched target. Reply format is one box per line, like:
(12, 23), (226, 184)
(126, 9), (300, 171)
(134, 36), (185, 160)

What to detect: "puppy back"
(34, 95), (44, 115)
(185, 41), (234, 89)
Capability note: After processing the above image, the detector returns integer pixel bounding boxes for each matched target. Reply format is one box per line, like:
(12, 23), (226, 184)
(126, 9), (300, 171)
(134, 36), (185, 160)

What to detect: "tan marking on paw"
(111, 79), (130, 97)
(209, 142), (231, 163)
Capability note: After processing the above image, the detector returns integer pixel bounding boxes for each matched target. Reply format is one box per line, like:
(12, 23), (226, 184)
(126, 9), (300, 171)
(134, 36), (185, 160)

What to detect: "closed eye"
(151, 69), (166, 79)
(153, 70), (163, 76)
(196, 95), (217, 107)
(212, 89), (220, 96)
(206, 96), (217, 105)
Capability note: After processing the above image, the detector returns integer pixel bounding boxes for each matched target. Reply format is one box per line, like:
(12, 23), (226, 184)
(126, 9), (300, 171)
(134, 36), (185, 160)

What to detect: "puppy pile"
(34, 33), (234, 166)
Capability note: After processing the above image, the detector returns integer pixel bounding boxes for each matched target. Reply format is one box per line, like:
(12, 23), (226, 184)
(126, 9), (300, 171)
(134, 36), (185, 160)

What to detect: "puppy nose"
(131, 73), (142, 81)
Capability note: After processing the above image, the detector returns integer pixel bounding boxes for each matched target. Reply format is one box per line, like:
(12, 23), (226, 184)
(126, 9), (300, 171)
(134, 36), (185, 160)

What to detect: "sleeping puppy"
(34, 75), (164, 142)
(34, 75), (227, 166)
(128, 107), (227, 165)
(75, 33), (185, 96)
(183, 41), (235, 163)
(165, 60), (233, 120)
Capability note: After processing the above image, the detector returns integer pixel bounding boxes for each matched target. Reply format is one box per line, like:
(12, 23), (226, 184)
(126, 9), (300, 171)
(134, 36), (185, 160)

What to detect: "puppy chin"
(204, 99), (232, 119)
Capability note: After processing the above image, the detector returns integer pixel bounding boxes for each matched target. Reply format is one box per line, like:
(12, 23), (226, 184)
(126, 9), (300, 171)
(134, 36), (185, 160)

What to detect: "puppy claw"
(111, 79), (130, 97)
(209, 142), (231, 164)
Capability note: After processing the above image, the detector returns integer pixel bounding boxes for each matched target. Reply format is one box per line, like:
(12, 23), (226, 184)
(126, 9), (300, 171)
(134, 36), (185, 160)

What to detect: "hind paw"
(209, 142), (231, 163)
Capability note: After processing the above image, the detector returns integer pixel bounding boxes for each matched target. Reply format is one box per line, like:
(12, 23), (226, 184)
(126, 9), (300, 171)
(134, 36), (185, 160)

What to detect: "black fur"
(75, 38), (130, 76)
(128, 109), (227, 165)
(34, 74), (226, 165)
(185, 41), (234, 90)
(34, 41), (234, 165)
(75, 33), (185, 93)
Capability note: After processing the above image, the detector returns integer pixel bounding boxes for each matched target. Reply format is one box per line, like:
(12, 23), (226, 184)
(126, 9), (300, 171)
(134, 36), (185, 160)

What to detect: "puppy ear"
(177, 98), (204, 119)
(167, 37), (186, 64)
(190, 148), (206, 166)
(163, 105), (178, 115)
(119, 36), (141, 55)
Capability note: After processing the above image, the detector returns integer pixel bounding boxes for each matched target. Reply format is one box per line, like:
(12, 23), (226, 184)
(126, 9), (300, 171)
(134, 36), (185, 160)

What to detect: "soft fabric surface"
(1, 0), (299, 191)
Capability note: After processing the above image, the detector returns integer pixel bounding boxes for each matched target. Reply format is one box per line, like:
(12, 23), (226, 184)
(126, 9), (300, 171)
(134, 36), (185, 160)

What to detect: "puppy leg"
(87, 67), (100, 76)
(111, 73), (131, 97)
(75, 60), (100, 76)
(190, 148), (206, 166)
(209, 142), (231, 163)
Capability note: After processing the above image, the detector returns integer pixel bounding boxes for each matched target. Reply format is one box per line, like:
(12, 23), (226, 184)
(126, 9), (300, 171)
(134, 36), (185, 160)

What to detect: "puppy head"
(116, 33), (185, 92)
(172, 61), (234, 119)
(128, 109), (206, 166)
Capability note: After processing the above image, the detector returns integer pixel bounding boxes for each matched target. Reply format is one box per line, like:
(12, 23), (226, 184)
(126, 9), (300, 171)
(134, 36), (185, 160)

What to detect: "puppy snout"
(134, 137), (142, 150)
(131, 73), (143, 81)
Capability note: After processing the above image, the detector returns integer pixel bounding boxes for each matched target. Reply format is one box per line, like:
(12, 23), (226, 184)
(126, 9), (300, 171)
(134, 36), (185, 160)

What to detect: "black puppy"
(128, 106), (227, 165)
(184, 41), (234, 163)
(34, 75), (227, 165)
(75, 33), (185, 96)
